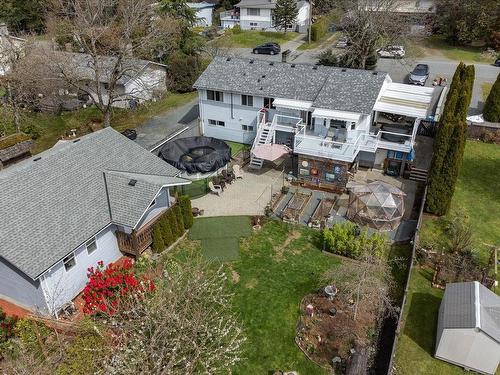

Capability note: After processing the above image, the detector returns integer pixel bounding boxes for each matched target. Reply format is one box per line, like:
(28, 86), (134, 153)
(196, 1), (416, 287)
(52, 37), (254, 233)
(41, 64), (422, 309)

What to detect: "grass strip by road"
(297, 31), (340, 51)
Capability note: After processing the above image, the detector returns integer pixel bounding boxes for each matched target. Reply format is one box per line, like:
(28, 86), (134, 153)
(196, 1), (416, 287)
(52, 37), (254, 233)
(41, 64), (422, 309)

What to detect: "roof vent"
(291, 64), (296, 68)
(259, 87), (263, 90)
(226, 57), (231, 61)
(312, 66), (318, 70)
(249, 59), (254, 64)
(257, 78), (261, 83)
(341, 68), (347, 72)
(262, 74), (266, 78)
(372, 71), (378, 75)
(33, 157), (42, 162)
(128, 179), (137, 186)
(73, 139), (80, 143)
(269, 62), (274, 66)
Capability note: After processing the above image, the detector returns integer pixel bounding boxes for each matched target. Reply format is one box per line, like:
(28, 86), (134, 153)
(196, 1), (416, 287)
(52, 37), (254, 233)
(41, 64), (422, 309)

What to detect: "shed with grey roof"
(0, 127), (187, 280)
(435, 281), (500, 375)
(193, 57), (388, 115)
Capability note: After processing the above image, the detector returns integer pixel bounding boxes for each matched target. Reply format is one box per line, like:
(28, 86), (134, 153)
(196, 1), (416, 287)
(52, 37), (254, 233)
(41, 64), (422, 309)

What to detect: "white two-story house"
(194, 57), (439, 191)
(0, 128), (189, 316)
(229, 0), (310, 32)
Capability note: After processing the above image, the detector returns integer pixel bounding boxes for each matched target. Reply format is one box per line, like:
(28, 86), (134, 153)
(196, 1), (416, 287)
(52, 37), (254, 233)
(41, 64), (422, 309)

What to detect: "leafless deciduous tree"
(338, 0), (410, 70)
(323, 252), (399, 321)
(46, 0), (178, 126)
(103, 257), (246, 375)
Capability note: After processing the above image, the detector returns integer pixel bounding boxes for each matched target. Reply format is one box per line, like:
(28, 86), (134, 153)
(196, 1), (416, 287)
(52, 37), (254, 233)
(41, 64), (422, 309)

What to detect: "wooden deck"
(116, 209), (168, 257)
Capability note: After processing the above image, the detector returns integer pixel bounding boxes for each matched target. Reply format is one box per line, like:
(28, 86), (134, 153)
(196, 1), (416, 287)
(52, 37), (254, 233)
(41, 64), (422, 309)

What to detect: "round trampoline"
(160, 136), (231, 174)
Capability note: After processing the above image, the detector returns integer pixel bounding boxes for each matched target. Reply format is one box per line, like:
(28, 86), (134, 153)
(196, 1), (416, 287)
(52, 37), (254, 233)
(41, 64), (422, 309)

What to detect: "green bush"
(166, 52), (203, 93)
(166, 210), (181, 241)
(173, 205), (185, 237)
(179, 195), (194, 229)
(152, 225), (165, 253)
(483, 73), (500, 122)
(159, 215), (174, 246)
(310, 16), (328, 42)
(322, 222), (388, 259)
(232, 24), (241, 34)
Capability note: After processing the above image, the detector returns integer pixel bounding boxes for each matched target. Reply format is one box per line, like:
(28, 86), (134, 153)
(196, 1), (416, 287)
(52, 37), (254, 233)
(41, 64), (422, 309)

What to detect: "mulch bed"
(296, 292), (376, 370)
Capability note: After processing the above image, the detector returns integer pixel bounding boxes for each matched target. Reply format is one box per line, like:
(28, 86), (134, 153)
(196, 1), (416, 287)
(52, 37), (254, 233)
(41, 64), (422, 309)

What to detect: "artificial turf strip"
(189, 216), (252, 261)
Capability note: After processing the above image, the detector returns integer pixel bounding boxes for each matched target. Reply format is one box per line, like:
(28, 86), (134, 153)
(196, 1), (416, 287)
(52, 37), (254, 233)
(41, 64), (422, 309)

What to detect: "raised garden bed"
(308, 198), (337, 229)
(282, 191), (312, 224)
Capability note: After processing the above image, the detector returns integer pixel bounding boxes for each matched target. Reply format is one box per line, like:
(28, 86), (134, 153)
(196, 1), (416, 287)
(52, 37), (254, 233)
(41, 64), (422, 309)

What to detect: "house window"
(63, 253), (76, 271)
(242, 125), (254, 131)
(250, 22), (258, 27)
(241, 95), (253, 107)
(208, 119), (225, 127)
(264, 97), (275, 109)
(207, 90), (223, 102)
(86, 238), (97, 255)
(247, 8), (260, 16)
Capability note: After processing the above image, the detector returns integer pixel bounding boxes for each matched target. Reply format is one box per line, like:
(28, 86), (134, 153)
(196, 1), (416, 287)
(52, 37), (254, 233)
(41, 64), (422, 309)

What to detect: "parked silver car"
(408, 64), (430, 86)
(335, 36), (349, 49)
(377, 45), (405, 58)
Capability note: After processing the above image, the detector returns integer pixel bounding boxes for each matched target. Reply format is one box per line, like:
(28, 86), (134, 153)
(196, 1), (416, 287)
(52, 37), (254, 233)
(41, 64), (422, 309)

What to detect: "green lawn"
(297, 31), (339, 51)
(225, 141), (250, 156)
(395, 141), (500, 374)
(418, 36), (495, 63)
(1, 92), (196, 154)
(189, 216), (252, 261)
(482, 82), (494, 101)
(171, 219), (339, 374)
(215, 30), (298, 48)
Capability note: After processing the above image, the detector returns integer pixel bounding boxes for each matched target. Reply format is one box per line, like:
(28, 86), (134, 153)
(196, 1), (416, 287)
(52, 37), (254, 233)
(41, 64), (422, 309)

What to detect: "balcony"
(115, 208), (168, 257)
(220, 10), (240, 20)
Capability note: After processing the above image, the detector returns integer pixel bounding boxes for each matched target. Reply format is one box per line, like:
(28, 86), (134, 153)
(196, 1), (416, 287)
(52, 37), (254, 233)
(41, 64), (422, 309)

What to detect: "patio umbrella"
(252, 144), (291, 161)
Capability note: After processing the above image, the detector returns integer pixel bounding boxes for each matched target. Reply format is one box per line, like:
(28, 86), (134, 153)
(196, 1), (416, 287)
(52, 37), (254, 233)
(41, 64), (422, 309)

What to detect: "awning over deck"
(274, 98), (313, 111)
(312, 108), (361, 122)
(374, 82), (435, 118)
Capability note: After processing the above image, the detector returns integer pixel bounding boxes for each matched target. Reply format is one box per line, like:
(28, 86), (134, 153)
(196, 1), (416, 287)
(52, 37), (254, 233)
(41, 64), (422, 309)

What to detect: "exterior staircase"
(249, 111), (275, 169)
(409, 167), (428, 182)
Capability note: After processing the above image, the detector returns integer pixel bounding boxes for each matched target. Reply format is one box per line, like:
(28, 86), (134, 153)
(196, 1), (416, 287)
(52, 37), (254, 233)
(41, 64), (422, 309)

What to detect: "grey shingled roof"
(439, 282), (500, 343)
(193, 57), (388, 114)
(0, 127), (185, 280)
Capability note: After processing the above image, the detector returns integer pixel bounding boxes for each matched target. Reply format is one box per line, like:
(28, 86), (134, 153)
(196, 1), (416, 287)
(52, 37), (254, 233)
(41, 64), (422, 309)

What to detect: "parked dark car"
(409, 64), (430, 86)
(253, 43), (281, 55)
(121, 129), (137, 140)
(494, 58), (500, 67)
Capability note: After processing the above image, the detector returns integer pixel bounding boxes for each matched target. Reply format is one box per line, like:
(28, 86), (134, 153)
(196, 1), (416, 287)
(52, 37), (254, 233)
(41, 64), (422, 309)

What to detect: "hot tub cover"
(160, 136), (231, 174)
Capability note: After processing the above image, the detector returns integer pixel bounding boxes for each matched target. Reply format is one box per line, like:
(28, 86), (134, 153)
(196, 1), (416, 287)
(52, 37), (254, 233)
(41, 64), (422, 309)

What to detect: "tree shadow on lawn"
(403, 292), (442, 356)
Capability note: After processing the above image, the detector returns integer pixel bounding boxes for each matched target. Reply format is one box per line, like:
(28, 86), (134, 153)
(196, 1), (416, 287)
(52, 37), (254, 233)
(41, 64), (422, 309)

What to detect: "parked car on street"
(408, 64), (430, 86)
(253, 43), (281, 55)
(335, 36), (349, 49)
(494, 58), (500, 67)
(377, 45), (405, 58)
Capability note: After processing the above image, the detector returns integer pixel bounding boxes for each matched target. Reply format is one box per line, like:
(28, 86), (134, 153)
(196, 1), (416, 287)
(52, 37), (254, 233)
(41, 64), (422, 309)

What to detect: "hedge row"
(310, 16), (329, 42)
(483, 73), (500, 122)
(151, 196), (194, 253)
(426, 62), (475, 215)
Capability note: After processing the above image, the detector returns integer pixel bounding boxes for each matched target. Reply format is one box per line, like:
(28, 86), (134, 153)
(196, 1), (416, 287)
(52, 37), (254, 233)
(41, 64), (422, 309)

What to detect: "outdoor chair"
(233, 164), (243, 179)
(208, 181), (222, 196)
(221, 170), (234, 184)
(213, 177), (226, 191)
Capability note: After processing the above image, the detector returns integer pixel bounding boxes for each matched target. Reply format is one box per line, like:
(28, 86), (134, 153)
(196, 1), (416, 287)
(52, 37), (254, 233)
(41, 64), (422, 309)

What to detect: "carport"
(374, 82), (436, 119)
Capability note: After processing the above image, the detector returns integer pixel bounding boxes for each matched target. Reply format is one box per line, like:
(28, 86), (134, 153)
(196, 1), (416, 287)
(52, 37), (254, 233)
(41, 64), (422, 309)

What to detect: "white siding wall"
(436, 328), (500, 375)
(193, 6), (214, 27)
(240, 8), (273, 30)
(40, 226), (123, 314)
(296, 2), (311, 26)
(136, 187), (171, 229)
(199, 89), (261, 144)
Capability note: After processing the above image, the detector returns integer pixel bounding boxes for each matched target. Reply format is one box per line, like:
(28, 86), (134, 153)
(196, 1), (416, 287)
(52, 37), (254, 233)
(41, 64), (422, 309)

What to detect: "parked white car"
(377, 45), (405, 58)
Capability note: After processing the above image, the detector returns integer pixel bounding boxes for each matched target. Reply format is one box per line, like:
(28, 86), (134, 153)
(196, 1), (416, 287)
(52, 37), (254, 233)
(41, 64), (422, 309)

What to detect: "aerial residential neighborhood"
(0, 0), (499, 374)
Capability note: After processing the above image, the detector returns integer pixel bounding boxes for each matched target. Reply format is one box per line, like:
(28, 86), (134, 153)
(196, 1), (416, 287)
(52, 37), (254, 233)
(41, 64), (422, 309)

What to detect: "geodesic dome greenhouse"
(347, 181), (406, 231)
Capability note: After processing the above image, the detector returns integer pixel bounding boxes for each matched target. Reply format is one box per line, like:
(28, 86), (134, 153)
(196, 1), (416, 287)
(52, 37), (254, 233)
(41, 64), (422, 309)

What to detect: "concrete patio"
(191, 165), (285, 217)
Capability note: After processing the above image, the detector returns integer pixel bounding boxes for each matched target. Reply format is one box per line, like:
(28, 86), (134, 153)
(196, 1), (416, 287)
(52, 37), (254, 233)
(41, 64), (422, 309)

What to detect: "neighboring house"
(0, 23), (26, 76)
(231, 0), (310, 33)
(194, 57), (439, 191)
(220, 9), (241, 30)
(365, 0), (436, 34)
(188, 1), (216, 27)
(46, 51), (168, 110)
(435, 281), (500, 375)
(0, 128), (190, 316)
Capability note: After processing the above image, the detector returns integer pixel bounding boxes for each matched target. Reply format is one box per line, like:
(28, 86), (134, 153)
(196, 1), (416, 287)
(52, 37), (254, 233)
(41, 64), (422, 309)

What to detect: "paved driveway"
(134, 97), (200, 151)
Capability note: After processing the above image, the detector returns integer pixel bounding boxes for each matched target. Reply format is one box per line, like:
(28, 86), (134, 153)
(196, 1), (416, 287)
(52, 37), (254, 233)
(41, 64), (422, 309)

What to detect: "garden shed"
(346, 180), (405, 230)
(435, 281), (500, 375)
